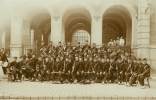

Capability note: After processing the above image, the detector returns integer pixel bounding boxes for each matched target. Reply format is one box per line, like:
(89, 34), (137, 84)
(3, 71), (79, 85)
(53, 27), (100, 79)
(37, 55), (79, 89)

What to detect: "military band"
(0, 38), (151, 87)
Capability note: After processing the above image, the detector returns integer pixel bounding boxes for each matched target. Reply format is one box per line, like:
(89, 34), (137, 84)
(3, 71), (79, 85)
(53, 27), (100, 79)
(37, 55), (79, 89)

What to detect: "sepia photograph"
(0, 0), (156, 100)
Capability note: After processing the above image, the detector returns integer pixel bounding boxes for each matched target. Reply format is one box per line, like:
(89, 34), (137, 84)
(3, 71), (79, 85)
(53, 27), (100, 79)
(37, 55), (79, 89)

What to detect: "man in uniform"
(29, 55), (38, 81)
(33, 64), (41, 81)
(88, 56), (94, 83)
(119, 36), (125, 47)
(15, 57), (24, 81)
(72, 56), (79, 83)
(83, 56), (89, 83)
(129, 58), (138, 86)
(138, 58), (151, 87)
(103, 57), (110, 83)
(44, 57), (51, 81)
(59, 56), (64, 83)
(52, 57), (60, 82)
(116, 58), (124, 84)
(96, 57), (103, 83)
(0, 48), (8, 74)
(92, 56), (98, 83)
(63, 57), (73, 83)
(77, 56), (84, 83)
(109, 57), (117, 83)
(9, 57), (18, 81)
(50, 56), (55, 81)
(125, 58), (133, 84)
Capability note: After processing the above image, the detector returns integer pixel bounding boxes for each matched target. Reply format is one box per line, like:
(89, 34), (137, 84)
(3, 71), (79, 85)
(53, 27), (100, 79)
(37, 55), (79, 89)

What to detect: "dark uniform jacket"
(142, 63), (150, 77)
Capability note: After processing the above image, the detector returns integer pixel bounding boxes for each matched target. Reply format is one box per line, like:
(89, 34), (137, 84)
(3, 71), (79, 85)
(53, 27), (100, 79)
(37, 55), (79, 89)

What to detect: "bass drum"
(3, 62), (9, 74)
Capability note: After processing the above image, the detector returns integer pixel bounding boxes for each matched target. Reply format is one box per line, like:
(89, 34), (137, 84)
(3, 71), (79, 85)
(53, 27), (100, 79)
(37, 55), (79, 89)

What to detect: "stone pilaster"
(137, 0), (151, 59)
(10, 16), (24, 57)
(51, 15), (64, 45)
(23, 20), (31, 55)
(1, 32), (6, 49)
(30, 29), (35, 49)
(91, 15), (102, 46)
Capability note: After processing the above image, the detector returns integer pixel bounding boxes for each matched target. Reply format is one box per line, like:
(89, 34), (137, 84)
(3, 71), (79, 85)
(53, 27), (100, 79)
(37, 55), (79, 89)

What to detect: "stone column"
(1, 32), (6, 49)
(137, 0), (150, 59)
(10, 16), (24, 57)
(23, 20), (31, 55)
(51, 15), (64, 45)
(30, 29), (35, 49)
(91, 15), (103, 46)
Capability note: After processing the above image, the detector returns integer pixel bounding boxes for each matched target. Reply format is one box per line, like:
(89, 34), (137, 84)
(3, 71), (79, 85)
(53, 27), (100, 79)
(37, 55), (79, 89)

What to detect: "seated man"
(8, 57), (18, 81)
(138, 58), (151, 87)
(33, 65), (41, 81)
(129, 58), (138, 86)
(52, 57), (61, 82)
(40, 64), (48, 81)
(125, 59), (133, 84)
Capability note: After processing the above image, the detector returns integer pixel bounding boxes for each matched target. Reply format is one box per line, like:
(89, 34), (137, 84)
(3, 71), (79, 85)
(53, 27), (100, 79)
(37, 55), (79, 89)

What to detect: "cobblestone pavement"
(0, 77), (156, 97)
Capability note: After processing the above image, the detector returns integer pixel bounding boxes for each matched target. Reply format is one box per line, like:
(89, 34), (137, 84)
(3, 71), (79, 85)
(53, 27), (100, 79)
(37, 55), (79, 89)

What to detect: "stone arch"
(101, 3), (137, 48)
(62, 7), (92, 44)
(102, 5), (135, 47)
(27, 8), (51, 51)
(0, 16), (11, 51)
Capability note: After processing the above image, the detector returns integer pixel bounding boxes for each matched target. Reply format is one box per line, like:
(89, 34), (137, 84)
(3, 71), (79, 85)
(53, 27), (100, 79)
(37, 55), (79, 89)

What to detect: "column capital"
(92, 15), (102, 21)
(51, 15), (62, 22)
(30, 29), (34, 33)
(138, 0), (151, 15)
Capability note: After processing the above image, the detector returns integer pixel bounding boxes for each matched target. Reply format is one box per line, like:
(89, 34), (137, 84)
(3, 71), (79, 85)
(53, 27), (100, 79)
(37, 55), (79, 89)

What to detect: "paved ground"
(0, 77), (156, 98)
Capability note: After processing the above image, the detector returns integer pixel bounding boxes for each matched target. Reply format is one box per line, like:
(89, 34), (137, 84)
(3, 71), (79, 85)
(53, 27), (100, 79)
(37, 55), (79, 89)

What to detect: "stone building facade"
(0, 0), (156, 73)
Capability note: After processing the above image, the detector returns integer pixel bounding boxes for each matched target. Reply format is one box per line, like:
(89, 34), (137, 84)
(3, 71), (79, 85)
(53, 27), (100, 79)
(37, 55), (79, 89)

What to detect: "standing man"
(72, 56), (79, 83)
(116, 58), (124, 84)
(119, 36), (125, 47)
(109, 57), (117, 83)
(103, 57), (110, 83)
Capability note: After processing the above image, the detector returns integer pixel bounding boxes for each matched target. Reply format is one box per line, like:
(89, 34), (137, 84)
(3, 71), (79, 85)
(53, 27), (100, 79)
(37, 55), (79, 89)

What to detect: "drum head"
(3, 62), (8, 67)
(0, 61), (2, 66)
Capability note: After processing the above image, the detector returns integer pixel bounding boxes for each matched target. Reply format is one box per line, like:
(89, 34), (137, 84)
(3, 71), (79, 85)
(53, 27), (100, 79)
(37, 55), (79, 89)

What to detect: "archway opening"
(63, 8), (91, 46)
(102, 5), (132, 46)
(72, 30), (90, 45)
(30, 10), (51, 51)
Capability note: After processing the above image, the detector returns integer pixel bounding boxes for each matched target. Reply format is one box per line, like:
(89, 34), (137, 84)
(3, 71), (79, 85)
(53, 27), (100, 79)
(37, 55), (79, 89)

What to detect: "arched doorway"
(63, 7), (91, 46)
(102, 5), (132, 46)
(30, 10), (51, 52)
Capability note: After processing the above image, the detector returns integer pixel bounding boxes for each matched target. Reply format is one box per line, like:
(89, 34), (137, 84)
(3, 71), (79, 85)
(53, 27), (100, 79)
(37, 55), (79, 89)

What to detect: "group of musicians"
(0, 37), (151, 87)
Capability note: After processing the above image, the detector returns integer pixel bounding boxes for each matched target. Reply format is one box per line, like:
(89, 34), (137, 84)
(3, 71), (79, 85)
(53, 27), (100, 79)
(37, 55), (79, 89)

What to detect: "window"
(72, 30), (90, 45)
